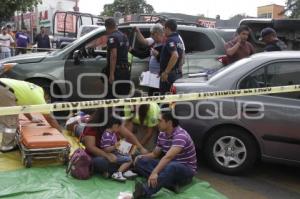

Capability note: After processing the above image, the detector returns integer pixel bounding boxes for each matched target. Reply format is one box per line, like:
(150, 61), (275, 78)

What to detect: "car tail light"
(217, 55), (228, 65)
(170, 85), (176, 94)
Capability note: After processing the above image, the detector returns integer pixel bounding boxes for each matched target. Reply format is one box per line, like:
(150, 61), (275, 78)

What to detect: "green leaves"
(0, 0), (41, 21)
(285, 0), (300, 18)
(102, 0), (154, 16)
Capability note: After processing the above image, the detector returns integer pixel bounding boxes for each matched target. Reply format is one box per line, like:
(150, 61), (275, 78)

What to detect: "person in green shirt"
(0, 78), (62, 152)
(124, 101), (160, 151)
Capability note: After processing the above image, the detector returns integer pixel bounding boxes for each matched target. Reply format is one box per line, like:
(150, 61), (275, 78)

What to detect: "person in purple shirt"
(15, 27), (30, 55)
(133, 111), (197, 198)
(99, 116), (137, 182)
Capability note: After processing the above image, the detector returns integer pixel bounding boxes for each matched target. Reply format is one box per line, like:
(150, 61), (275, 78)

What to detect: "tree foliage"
(0, 0), (41, 22)
(285, 0), (300, 18)
(102, 0), (154, 16)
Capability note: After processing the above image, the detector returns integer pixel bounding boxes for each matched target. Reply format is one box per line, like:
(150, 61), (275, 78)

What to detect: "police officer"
(260, 27), (287, 52)
(160, 19), (184, 94)
(105, 18), (131, 99)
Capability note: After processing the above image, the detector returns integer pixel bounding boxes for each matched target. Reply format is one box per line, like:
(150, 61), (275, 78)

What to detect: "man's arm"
(42, 114), (63, 133)
(83, 135), (117, 163)
(109, 48), (117, 84)
(9, 35), (14, 44)
(225, 37), (241, 56)
(140, 127), (154, 146)
(161, 51), (178, 82)
(47, 36), (51, 48)
(152, 146), (182, 174)
(119, 125), (148, 154)
(143, 146), (161, 159)
(134, 27), (149, 46)
(24, 113), (43, 123)
(134, 146), (161, 166)
(148, 146), (183, 188)
(103, 145), (116, 153)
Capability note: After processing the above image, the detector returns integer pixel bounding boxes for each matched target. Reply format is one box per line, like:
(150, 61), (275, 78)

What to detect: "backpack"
(66, 148), (93, 180)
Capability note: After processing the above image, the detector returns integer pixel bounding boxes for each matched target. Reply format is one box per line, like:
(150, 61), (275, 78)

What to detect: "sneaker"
(123, 170), (138, 179)
(111, 171), (126, 182)
(133, 181), (145, 199)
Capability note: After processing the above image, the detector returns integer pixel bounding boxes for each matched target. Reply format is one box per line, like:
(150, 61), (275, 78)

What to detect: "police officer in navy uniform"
(160, 19), (184, 94)
(105, 18), (131, 99)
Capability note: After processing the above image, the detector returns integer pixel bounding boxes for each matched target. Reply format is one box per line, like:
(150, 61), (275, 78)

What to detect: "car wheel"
(205, 127), (258, 175)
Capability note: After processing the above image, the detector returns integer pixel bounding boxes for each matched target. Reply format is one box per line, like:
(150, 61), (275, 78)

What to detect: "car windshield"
(49, 41), (75, 55)
(50, 27), (104, 56)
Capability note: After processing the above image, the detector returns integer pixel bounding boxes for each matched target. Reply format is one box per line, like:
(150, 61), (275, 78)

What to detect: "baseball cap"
(260, 27), (276, 40)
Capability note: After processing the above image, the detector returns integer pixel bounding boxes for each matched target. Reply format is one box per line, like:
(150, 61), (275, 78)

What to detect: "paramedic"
(0, 78), (62, 152)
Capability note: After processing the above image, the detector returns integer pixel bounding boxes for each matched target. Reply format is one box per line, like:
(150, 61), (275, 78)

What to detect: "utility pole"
(73, 0), (79, 12)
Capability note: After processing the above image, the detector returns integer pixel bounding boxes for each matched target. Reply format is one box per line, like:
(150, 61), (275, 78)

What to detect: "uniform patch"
(109, 38), (115, 44)
(169, 42), (175, 47)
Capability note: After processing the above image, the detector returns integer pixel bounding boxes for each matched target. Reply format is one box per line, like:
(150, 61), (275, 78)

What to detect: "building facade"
(257, 4), (285, 19)
(14, 0), (77, 40)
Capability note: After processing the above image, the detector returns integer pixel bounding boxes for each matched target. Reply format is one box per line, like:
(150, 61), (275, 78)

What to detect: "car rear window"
(178, 30), (215, 53)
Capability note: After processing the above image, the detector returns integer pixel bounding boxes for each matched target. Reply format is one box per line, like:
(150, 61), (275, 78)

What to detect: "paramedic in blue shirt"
(159, 19), (184, 94)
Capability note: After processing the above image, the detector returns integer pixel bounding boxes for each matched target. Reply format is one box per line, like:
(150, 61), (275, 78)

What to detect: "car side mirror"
(73, 50), (81, 65)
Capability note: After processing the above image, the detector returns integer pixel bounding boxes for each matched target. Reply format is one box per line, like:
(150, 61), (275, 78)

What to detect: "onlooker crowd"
(0, 25), (51, 59)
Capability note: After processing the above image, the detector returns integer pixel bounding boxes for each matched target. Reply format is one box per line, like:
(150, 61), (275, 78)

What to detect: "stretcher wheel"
(24, 156), (32, 168)
(63, 153), (69, 165)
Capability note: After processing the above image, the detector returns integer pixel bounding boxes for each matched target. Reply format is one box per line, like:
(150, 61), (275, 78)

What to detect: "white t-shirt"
(0, 34), (14, 52)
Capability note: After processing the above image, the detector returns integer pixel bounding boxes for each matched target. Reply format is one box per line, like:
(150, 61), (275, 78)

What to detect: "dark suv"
(0, 22), (225, 102)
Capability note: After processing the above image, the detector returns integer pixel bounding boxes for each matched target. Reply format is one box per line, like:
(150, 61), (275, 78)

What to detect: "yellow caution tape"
(0, 84), (299, 116)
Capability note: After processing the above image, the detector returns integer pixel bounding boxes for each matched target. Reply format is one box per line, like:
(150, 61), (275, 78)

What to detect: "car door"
(237, 61), (300, 162)
(123, 27), (150, 89)
(64, 32), (108, 101)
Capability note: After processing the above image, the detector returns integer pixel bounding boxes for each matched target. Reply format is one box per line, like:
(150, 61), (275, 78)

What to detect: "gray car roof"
(209, 51), (300, 89)
(175, 51), (300, 91)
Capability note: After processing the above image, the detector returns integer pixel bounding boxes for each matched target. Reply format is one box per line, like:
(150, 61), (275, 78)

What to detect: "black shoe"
(133, 181), (145, 199)
(166, 184), (180, 194)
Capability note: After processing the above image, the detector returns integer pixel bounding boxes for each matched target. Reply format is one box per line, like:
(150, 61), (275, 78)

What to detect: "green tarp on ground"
(0, 166), (227, 199)
(0, 133), (227, 199)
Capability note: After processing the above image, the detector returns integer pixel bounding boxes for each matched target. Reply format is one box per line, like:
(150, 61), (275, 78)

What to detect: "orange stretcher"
(16, 114), (70, 168)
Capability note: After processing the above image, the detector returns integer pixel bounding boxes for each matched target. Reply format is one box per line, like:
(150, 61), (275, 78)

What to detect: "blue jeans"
(92, 156), (119, 175)
(0, 52), (11, 60)
(134, 158), (195, 197)
(114, 152), (132, 164)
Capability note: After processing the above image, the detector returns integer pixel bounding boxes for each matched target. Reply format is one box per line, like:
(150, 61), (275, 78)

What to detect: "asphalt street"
(197, 162), (300, 199)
